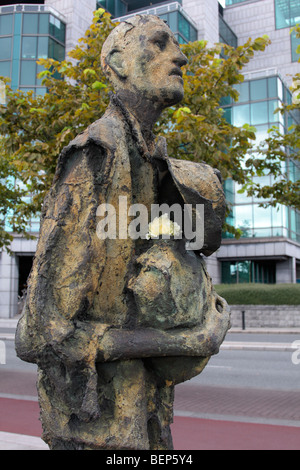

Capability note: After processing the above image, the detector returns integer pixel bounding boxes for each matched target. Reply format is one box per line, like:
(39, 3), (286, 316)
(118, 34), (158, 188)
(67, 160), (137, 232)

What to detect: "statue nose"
(174, 52), (188, 68)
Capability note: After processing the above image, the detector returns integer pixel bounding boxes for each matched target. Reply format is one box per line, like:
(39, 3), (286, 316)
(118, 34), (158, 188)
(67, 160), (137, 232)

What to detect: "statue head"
(101, 15), (188, 110)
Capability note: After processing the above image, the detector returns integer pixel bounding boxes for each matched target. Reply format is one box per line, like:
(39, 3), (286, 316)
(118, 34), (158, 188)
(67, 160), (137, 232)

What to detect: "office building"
(0, 0), (299, 317)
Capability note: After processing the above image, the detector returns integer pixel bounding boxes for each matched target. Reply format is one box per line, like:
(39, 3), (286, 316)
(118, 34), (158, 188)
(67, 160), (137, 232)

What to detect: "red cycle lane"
(1, 397), (300, 450)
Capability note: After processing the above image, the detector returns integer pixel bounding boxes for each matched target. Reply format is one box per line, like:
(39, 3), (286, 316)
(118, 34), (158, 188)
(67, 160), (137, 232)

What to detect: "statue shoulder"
(53, 110), (124, 183)
(62, 109), (124, 157)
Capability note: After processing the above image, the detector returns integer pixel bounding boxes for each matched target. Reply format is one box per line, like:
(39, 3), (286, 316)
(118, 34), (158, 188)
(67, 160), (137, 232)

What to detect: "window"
(38, 36), (48, 59)
(23, 13), (39, 34)
(20, 60), (36, 86)
(250, 78), (267, 101)
(161, 11), (197, 44)
(49, 15), (66, 44)
(221, 260), (276, 284)
(22, 36), (37, 59)
(251, 101), (268, 125)
(48, 38), (65, 61)
(234, 82), (249, 103)
(39, 14), (49, 35)
(0, 61), (10, 78)
(275, 0), (300, 29)
(97, 0), (127, 18)
(233, 103), (250, 126)
(0, 13), (13, 36)
(0, 37), (11, 60)
(226, 0), (250, 5)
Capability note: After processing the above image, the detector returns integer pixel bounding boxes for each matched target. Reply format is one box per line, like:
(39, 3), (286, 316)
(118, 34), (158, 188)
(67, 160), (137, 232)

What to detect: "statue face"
(125, 21), (188, 107)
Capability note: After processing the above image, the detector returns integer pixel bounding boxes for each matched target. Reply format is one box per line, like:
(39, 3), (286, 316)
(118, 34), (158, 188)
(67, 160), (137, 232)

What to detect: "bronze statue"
(16, 15), (230, 450)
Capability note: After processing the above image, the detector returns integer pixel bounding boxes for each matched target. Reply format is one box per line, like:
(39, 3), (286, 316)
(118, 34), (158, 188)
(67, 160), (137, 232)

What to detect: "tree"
(0, 9), (271, 249)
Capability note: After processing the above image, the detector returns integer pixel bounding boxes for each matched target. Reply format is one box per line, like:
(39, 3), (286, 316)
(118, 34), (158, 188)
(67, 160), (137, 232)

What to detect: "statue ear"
(105, 49), (128, 80)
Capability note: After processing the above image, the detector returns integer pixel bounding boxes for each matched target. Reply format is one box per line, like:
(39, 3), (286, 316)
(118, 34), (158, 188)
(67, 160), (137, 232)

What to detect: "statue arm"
(97, 295), (230, 362)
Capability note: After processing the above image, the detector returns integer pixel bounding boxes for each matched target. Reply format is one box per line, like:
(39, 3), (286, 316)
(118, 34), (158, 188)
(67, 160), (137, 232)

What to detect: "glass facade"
(222, 260), (276, 284)
(159, 10), (197, 44)
(100, 1), (198, 44)
(226, 0), (252, 5)
(222, 75), (300, 244)
(97, 0), (183, 17)
(275, 0), (300, 29)
(0, 9), (66, 95)
(97, 0), (127, 18)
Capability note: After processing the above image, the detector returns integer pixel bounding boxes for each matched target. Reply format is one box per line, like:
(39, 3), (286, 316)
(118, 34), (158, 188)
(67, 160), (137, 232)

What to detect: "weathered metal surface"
(15, 15), (230, 450)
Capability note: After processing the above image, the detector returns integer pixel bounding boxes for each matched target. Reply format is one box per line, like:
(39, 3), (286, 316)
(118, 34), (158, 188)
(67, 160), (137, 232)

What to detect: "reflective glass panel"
(233, 104), (250, 126)
(23, 13), (38, 34)
(251, 101), (268, 125)
(234, 82), (249, 103)
(272, 205), (283, 228)
(250, 79), (267, 101)
(253, 204), (272, 229)
(38, 36), (48, 58)
(0, 61), (10, 78)
(22, 36), (37, 59)
(49, 15), (66, 43)
(238, 261), (252, 283)
(168, 12), (178, 33)
(268, 77), (277, 98)
(268, 100), (282, 123)
(49, 38), (65, 61)
(39, 14), (49, 35)
(20, 60), (36, 85)
(0, 37), (12, 60)
(0, 14), (13, 36)
(235, 204), (253, 233)
(254, 124), (270, 145)
(223, 107), (232, 125)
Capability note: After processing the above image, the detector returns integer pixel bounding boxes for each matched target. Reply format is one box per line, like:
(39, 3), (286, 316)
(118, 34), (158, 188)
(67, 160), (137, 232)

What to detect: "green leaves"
(92, 81), (107, 90)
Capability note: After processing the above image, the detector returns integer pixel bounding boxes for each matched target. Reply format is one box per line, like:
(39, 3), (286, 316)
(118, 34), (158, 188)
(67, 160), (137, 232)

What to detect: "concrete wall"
(230, 304), (300, 328)
(224, 0), (299, 87)
(183, 0), (220, 45)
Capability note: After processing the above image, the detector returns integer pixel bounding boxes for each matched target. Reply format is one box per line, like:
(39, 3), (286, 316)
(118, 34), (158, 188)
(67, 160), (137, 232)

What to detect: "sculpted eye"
(155, 40), (166, 51)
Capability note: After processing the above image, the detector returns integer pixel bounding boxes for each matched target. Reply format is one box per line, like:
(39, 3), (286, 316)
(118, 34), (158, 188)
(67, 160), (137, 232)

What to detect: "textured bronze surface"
(16, 15), (230, 450)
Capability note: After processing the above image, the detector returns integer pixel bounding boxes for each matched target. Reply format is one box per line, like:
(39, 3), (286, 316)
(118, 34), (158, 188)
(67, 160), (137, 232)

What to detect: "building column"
(0, 251), (19, 318)
(292, 256), (296, 284)
(276, 257), (295, 284)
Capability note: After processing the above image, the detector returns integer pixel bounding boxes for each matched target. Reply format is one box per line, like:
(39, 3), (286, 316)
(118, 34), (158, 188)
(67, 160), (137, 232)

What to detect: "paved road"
(1, 325), (300, 450)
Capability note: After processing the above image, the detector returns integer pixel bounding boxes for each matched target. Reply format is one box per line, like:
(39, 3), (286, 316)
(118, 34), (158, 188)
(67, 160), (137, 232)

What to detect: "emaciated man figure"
(16, 15), (231, 450)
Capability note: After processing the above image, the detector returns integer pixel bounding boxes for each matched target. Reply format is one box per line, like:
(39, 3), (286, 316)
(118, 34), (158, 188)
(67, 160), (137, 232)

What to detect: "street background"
(1, 319), (300, 450)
